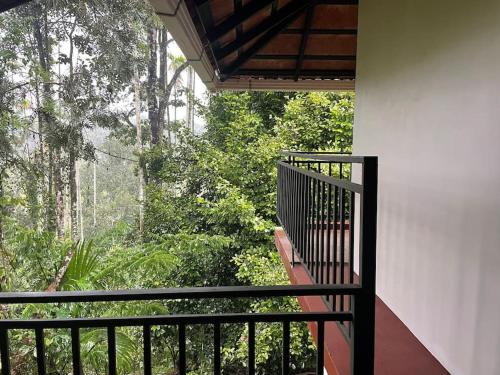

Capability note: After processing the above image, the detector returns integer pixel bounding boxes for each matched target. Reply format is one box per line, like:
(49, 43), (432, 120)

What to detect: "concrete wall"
(353, 1), (500, 374)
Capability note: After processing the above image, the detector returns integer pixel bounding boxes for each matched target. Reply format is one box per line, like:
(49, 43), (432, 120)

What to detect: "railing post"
(351, 157), (377, 375)
(0, 329), (10, 375)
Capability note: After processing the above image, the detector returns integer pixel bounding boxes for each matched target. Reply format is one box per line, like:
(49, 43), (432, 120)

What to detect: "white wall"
(353, 1), (500, 374)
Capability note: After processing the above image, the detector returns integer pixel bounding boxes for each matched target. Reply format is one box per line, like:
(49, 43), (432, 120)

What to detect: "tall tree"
(146, 24), (189, 146)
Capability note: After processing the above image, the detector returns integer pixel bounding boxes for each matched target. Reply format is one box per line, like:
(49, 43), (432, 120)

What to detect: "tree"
(146, 23), (189, 146)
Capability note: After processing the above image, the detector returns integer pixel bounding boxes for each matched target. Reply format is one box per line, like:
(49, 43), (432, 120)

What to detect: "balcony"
(276, 152), (447, 375)
(0, 153), (378, 375)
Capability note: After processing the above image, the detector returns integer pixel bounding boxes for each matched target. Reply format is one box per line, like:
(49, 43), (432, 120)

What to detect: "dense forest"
(0, 1), (354, 373)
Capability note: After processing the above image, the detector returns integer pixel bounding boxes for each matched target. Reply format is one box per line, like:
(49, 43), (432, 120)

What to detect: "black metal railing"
(0, 285), (360, 375)
(277, 151), (377, 374)
(0, 152), (377, 375)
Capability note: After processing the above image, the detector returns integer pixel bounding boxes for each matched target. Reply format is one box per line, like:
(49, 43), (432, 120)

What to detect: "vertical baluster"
(303, 172), (308, 261)
(302, 174), (311, 266)
(292, 168), (296, 251)
(320, 180), (326, 285)
(285, 168), (292, 245)
(349, 191), (356, 284)
(310, 175), (316, 279)
(298, 171), (304, 260)
(143, 325), (152, 375)
(0, 328), (10, 375)
(349, 190), (356, 333)
(326, 163), (333, 306)
(339, 186), (346, 316)
(314, 164), (321, 282)
(296, 169), (302, 260)
(248, 322), (255, 375)
(332, 185), (339, 311)
(316, 320), (325, 375)
(277, 165), (281, 221)
(179, 324), (186, 375)
(214, 323), (221, 375)
(71, 327), (81, 375)
(35, 328), (46, 375)
(107, 327), (117, 375)
(282, 321), (290, 375)
(309, 164), (315, 275)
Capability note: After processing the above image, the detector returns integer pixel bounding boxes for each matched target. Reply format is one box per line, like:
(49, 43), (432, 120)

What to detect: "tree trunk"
(134, 68), (144, 235)
(69, 149), (78, 240)
(54, 151), (64, 238)
(46, 246), (75, 292)
(147, 27), (160, 145)
(0, 173), (4, 251)
(32, 3), (56, 231)
(76, 161), (84, 240)
(93, 161), (97, 227)
(186, 65), (195, 133)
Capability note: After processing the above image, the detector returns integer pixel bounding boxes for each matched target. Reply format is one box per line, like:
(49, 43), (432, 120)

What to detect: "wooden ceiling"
(185, 0), (358, 83)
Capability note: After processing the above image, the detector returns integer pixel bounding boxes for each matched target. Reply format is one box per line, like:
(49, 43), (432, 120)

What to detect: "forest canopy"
(0, 1), (354, 373)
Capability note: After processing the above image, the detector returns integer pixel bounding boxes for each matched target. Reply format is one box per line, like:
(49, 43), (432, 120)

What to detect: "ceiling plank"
(294, 5), (315, 81)
(206, 0), (275, 43)
(214, 0), (311, 61)
(220, 0), (311, 80)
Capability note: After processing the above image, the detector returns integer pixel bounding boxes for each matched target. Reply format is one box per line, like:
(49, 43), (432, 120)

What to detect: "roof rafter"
(294, 5), (315, 81)
(214, 0), (311, 61)
(236, 69), (356, 78)
(220, 0), (311, 80)
(253, 54), (356, 61)
(206, 0), (275, 43)
(282, 29), (357, 35)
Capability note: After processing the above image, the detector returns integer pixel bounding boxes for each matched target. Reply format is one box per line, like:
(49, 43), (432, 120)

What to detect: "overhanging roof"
(0, 0), (31, 13)
(1, 0), (358, 91)
(149, 0), (358, 91)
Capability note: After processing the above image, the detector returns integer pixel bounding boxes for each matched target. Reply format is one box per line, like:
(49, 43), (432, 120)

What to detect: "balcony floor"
(275, 228), (449, 375)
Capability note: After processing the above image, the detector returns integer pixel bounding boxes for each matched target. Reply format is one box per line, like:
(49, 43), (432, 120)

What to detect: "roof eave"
(213, 78), (355, 92)
(149, 0), (356, 92)
(151, 0), (218, 90)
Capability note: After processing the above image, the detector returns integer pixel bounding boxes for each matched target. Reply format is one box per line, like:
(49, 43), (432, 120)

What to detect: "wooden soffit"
(150, 0), (358, 91)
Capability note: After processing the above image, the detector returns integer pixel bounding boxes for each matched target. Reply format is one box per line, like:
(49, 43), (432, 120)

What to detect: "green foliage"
(277, 92), (354, 151)
(62, 241), (99, 291)
(232, 247), (316, 373)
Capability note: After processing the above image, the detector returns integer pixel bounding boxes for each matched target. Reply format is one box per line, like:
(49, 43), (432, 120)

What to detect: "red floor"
(275, 228), (449, 375)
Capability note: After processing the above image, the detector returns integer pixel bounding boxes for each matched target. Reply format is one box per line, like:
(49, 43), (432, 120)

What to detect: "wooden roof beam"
(318, 0), (358, 4)
(220, 0), (311, 80)
(206, 0), (275, 43)
(294, 5), (315, 81)
(214, 0), (311, 61)
(282, 29), (357, 35)
(253, 54), (356, 61)
(236, 69), (356, 78)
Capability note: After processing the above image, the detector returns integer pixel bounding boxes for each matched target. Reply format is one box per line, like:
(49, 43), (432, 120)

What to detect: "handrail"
(0, 312), (352, 329)
(278, 161), (363, 193)
(281, 151), (370, 164)
(282, 151), (352, 155)
(0, 284), (362, 304)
